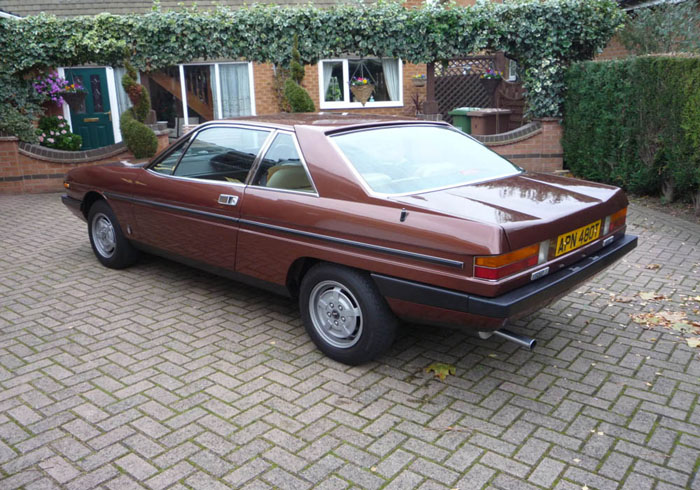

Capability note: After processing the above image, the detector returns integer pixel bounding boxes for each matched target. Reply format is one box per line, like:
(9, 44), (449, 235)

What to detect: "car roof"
(203, 113), (434, 131)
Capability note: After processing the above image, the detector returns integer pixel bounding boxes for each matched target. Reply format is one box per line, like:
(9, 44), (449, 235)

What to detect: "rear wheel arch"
(286, 257), (320, 298)
(298, 262), (398, 365)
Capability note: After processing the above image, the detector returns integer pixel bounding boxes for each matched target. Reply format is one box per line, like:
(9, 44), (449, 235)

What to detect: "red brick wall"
(596, 35), (630, 61)
(253, 62), (427, 117)
(1, 120), (563, 194)
(484, 119), (564, 173)
(0, 133), (169, 194)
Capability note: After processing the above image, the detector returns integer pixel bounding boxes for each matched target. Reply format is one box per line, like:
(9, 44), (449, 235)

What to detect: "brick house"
(2, 0), (467, 150)
(0, 0), (571, 194)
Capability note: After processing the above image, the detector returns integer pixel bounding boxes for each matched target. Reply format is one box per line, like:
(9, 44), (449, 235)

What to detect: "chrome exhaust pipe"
(492, 329), (536, 350)
(479, 329), (537, 350)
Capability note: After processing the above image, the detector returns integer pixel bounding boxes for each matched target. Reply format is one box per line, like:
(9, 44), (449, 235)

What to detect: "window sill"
(319, 101), (404, 110)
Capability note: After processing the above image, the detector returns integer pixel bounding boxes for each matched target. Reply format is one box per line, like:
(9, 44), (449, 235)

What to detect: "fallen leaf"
(631, 313), (664, 326)
(573, 458), (581, 463)
(597, 431), (604, 435)
(425, 363), (456, 381)
(670, 322), (692, 334)
(659, 311), (686, 323)
(687, 338), (700, 348)
(488, 353), (498, 358)
(613, 295), (634, 303)
(645, 264), (661, 270)
(692, 296), (700, 302)
(370, 466), (377, 472)
(639, 292), (666, 301)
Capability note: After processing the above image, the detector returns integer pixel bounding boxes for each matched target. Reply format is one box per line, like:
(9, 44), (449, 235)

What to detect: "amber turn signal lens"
(475, 244), (539, 268)
(474, 243), (542, 280)
(63, 182), (70, 189)
(609, 207), (627, 231)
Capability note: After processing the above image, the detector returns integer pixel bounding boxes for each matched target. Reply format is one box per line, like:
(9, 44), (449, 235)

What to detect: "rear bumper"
(372, 234), (637, 320)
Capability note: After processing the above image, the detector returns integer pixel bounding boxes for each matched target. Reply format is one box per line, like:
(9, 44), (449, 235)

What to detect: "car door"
(237, 131), (320, 284)
(128, 124), (272, 271)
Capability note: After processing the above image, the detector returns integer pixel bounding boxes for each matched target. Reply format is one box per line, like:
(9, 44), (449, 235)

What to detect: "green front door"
(64, 68), (115, 150)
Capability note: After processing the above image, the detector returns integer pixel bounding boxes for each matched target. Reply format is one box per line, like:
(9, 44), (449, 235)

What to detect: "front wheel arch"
(81, 191), (106, 219)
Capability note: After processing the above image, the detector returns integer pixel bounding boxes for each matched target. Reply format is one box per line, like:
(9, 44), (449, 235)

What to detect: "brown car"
(62, 114), (637, 365)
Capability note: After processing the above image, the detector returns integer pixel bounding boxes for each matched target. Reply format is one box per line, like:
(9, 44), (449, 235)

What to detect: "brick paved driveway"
(0, 193), (698, 490)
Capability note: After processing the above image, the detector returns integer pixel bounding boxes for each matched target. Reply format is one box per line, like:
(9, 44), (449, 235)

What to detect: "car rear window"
(332, 125), (521, 195)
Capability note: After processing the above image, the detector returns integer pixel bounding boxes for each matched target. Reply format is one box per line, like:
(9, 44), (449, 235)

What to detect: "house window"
(180, 62), (255, 126)
(318, 58), (403, 109)
(507, 59), (518, 82)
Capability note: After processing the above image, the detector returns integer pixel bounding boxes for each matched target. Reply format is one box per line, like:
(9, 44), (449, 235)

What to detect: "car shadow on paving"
(0, 193), (698, 490)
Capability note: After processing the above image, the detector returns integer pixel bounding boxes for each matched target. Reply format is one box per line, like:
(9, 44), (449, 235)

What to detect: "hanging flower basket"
(62, 91), (87, 111)
(411, 78), (427, 88)
(479, 77), (501, 96)
(350, 84), (375, 106)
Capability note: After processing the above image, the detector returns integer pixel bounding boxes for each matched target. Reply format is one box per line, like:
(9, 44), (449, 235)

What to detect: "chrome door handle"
(218, 194), (239, 206)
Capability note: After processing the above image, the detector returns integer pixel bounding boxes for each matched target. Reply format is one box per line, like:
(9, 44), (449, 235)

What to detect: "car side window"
(171, 127), (269, 183)
(151, 142), (186, 175)
(253, 133), (314, 193)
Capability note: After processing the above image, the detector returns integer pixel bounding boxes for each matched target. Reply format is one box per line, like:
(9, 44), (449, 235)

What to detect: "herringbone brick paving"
(0, 193), (698, 489)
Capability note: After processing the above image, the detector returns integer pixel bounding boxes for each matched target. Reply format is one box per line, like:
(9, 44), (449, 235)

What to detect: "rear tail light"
(474, 241), (549, 280)
(603, 207), (627, 235)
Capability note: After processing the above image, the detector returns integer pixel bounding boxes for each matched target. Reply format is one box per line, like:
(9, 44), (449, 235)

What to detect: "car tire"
(87, 200), (139, 269)
(299, 263), (398, 365)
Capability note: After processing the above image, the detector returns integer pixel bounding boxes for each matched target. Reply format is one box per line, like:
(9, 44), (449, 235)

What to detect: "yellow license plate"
(555, 220), (602, 257)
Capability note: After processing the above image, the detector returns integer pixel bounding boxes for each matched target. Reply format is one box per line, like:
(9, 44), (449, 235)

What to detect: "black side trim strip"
(105, 192), (239, 223)
(105, 192), (463, 269)
(61, 194), (82, 210)
(372, 234), (638, 318)
(240, 219), (464, 269)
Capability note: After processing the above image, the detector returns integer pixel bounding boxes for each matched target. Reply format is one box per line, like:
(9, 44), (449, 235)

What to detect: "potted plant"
(60, 82), (87, 111)
(61, 83), (87, 111)
(479, 68), (503, 96)
(411, 74), (427, 88)
(33, 71), (86, 110)
(350, 77), (374, 106)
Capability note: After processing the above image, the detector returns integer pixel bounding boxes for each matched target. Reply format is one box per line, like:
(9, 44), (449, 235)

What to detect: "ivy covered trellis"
(0, 0), (623, 142)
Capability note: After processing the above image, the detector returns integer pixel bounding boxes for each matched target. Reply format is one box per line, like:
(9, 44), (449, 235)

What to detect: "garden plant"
(0, 0), (623, 142)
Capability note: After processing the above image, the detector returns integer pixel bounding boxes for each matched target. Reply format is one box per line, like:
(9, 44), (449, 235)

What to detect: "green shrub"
(0, 72), (42, 142)
(120, 62), (157, 158)
(283, 78), (315, 113)
(563, 56), (700, 201)
(121, 61), (151, 123)
(37, 115), (82, 151)
(0, 0), (623, 127)
(120, 109), (158, 159)
(289, 35), (305, 84)
(618, 1), (700, 55)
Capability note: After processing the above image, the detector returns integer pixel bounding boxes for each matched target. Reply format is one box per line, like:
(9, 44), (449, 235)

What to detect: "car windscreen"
(332, 125), (522, 195)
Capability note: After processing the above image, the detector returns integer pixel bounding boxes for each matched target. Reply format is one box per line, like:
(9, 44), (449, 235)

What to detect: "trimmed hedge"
(563, 56), (700, 201)
(120, 109), (157, 159)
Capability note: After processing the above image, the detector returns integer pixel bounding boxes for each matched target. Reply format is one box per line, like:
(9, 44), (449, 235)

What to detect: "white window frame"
(180, 61), (256, 123)
(318, 58), (403, 110)
(507, 59), (518, 82)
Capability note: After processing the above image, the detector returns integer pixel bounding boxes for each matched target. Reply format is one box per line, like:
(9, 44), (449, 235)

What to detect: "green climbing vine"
(0, 0), (623, 141)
